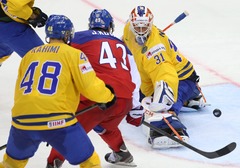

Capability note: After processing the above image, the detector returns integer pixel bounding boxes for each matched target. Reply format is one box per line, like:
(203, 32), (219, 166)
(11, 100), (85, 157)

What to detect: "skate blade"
(111, 161), (137, 167)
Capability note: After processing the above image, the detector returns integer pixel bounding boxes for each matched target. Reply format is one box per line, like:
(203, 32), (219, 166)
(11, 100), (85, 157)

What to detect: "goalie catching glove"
(126, 105), (145, 127)
(148, 80), (175, 112)
(28, 7), (48, 28)
(97, 84), (117, 110)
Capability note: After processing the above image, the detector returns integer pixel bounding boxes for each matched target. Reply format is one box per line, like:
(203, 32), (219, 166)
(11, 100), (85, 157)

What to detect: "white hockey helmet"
(129, 6), (154, 45)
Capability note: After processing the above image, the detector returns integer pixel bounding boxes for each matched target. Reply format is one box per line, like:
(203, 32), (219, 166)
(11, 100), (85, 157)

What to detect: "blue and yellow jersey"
(123, 22), (195, 101)
(0, 0), (34, 23)
(12, 42), (114, 130)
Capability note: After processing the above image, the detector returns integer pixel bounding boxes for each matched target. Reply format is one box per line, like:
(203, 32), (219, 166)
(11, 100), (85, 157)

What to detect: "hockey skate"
(148, 128), (189, 149)
(183, 95), (210, 110)
(105, 144), (137, 167)
(46, 158), (63, 168)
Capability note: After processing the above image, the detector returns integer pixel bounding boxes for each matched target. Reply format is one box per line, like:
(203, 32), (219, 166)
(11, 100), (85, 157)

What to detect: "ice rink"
(1, 0), (240, 167)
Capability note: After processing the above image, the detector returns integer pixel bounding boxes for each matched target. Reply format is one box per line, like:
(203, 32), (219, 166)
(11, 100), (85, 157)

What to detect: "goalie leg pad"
(149, 115), (187, 131)
(146, 113), (189, 149)
(150, 134), (189, 149)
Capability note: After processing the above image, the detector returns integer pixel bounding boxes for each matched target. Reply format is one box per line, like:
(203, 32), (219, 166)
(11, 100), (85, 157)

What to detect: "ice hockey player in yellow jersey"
(0, 14), (116, 168)
(0, 0), (48, 66)
(123, 6), (205, 149)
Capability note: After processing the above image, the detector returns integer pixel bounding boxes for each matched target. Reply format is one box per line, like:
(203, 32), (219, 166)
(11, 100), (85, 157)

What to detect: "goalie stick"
(143, 121), (236, 159)
(162, 11), (189, 32)
(142, 97), (237, 158)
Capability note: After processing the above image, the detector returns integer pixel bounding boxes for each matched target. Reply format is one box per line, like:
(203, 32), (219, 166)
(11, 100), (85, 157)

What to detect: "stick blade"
(203, 142), (237, 159)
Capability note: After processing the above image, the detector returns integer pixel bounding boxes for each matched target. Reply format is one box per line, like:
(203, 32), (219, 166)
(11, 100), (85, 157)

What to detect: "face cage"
(64, 28), (75, 44)
(131, 24), (151, 46)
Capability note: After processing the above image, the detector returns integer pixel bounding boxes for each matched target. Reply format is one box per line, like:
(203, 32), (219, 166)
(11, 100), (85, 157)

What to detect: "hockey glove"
(126, 106), (145, 127)
(28, 7), (48, 28)
(97, 84), (116, 110)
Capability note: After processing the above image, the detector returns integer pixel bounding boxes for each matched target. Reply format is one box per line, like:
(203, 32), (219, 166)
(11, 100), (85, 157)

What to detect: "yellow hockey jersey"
(123, 22), (195, 101)
(0, 0), (34, 23)
(12, 43), (114, 130)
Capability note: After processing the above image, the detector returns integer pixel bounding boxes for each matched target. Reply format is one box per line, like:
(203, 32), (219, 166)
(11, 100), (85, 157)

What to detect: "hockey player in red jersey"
(46, 9), (144, 168)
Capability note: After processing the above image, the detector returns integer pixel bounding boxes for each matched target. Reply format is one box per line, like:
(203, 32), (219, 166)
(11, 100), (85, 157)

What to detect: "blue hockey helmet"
(45, 14), (75, 44)
(88, 9), (114, 33)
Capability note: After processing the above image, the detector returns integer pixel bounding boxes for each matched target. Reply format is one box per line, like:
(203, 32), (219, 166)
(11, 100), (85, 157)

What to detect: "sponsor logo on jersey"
(48, 119), (66, 128)
(79, 62), (93, 74)
(146, 44), (166, 59)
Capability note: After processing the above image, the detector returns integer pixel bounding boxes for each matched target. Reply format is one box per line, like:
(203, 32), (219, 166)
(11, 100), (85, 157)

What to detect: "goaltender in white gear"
(123, 5), (207, 150)
(142, 80), (189, 149)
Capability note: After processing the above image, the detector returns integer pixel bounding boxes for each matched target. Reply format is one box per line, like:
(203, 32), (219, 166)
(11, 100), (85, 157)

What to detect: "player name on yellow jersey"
(31, 45), (60, 53)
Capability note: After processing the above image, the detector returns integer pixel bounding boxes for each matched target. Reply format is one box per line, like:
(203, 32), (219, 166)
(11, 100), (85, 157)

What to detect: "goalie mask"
(45, 15), (75, 44)
(129, 6), (154, 46)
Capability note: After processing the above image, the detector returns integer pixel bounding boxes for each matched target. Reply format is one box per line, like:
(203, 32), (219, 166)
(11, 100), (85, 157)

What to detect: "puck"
(213, 108), (222, 117)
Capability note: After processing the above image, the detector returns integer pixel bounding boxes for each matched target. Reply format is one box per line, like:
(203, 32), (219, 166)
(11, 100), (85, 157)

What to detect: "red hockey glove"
(28, 7), (48, 28)
(126, 106), (145, 127)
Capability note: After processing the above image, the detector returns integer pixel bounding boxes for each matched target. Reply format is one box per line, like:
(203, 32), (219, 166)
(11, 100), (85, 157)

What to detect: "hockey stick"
(143, 121), (236, 159)
(141, 97), (237, 158)
(162, 11), (189, 32)
(0, 144), (6, 151)
(75, 103), (98, 116)
(0, 104), (99, 151)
